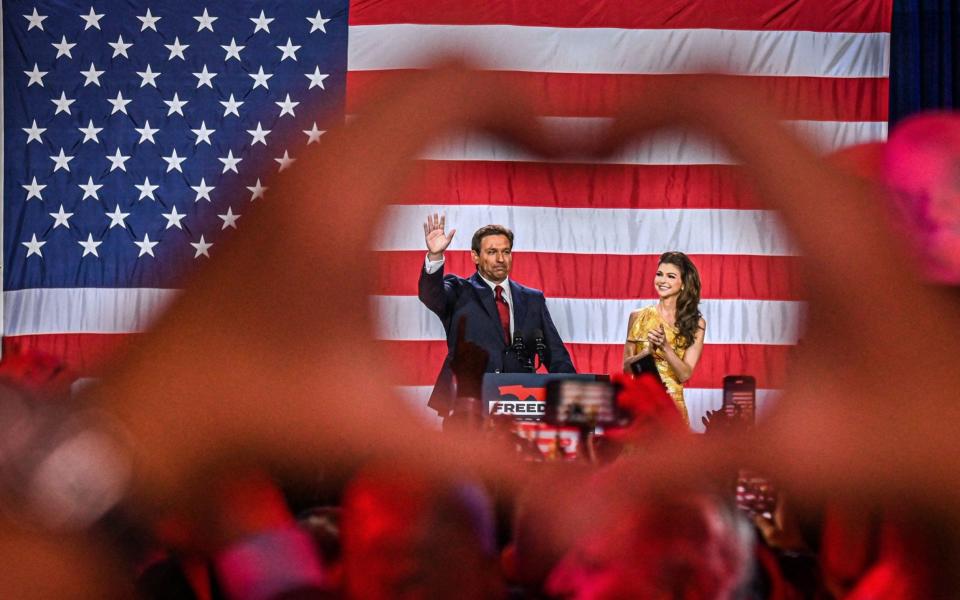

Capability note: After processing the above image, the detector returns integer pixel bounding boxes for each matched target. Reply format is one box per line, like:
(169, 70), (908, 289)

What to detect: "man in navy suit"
(419, 214), (576, 417)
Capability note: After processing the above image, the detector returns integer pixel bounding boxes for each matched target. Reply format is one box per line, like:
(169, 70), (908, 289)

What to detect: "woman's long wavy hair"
(658, 252), (702, 349)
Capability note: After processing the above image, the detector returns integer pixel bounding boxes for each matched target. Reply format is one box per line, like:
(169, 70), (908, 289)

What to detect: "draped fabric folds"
(890, 0), (960, 124)
(351, 1), (892, 428)
(1, 1), (895, 431)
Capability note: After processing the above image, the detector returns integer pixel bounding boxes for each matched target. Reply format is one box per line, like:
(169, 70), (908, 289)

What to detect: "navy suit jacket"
(419, 264), (576, 416)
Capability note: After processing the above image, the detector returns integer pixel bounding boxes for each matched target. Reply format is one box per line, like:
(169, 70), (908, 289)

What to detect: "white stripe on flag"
(372, 296), (804, 345)
(4, 288), (176, 335)
(348, 25), (890, 78)
(6, 288), (803, 345)
(417, 119), (886, 164)
(376, 205), (795, 256)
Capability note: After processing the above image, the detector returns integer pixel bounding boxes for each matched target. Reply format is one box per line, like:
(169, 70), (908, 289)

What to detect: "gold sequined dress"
(626, 306), (690, 425)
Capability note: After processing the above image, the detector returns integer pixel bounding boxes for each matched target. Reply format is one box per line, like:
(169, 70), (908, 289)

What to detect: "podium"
(477, 373), (608, 461)
(481, 373), (607, 422)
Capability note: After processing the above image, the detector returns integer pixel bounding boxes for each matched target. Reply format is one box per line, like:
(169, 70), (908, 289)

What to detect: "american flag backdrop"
(3, 1), (348, 367)
(3, 1), (890, 429)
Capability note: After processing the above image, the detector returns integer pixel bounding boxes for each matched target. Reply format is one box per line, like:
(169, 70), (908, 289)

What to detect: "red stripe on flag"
(379, 340), (789, 389)
(348, 71), (888, 122)
(391, 161), (754, 209)
(4, 334), (136, 376)
(348, 0), (891, 33)
(375, 252), (804, 301)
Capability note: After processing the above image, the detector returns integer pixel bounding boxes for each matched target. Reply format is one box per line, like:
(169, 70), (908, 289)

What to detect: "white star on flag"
(23, 120), (46, 143)
(78, 233), (103, 258)
(194, 8), (218, 32)
(218, 206), (240, 229)
(247, 122), (271, 145)
(50, 149), (74, 172)
(222, 38), (244, 61)
(52, 35), (76, 59)
(164, 93), (188, 116)
(107, 148), (131, 171)
(78, 176), (103, 200)
(24, 8), (47, 31)
(24, 64), (47, 87)
(191, 178), (215, 202)
(192, 122), (215, 145)
(191, 236), (213, 258)
(108, 91), (132, 114)
(80, 7), (105, 30)
(135, 121), (159, 144)
(137, 64), (161, 87)
(23, 176), (46, 200)
(23, 234), (46, 258)
(52, 91), (76, 115)
(250, 66), (273, 90)
(106, 205), (130, 229)
(276, 94), (299, 117)
(250, 10), (274, 33)
(193, 65), (217, 88)
(79, 120), (103, 143)
(306, 67), (328, 90)
(219, 150), (242, 173)
(109, 35), (133, 58)
(303, 123), (325, 144)
(220, 94), (244, 117)
(138, 8), (161, 31)
(162, 206), (187, 229)
(49, 205), (73, 229)
(247, 179), (267, 201)
(275, 150), (295, 171)
(81, 63), (105, 86)
(277, 38), (301, 61)
(307, 10), (330, 33)
(136, 176), (159, 200)
(165, 37), (189, 60)
(134, 233), (159, 257)
(162, 149), (187, 173)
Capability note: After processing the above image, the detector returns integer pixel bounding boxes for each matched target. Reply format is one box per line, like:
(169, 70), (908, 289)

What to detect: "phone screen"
(735, 468), (777, 523)
(722, 375), (756, 425)
(545, 380), (616, 427)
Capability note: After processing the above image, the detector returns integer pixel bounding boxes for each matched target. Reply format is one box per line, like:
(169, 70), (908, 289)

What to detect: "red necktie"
(494, 285), (511, 344)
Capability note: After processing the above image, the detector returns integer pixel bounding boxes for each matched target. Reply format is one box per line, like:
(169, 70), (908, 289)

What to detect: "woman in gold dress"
(622, 252), (706, 425)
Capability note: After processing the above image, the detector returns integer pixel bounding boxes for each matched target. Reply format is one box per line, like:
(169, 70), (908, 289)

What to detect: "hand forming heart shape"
(83, 66), (960, 532)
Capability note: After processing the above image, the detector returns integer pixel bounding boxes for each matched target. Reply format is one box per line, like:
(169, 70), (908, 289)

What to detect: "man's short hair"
(471, 224), (514, 254)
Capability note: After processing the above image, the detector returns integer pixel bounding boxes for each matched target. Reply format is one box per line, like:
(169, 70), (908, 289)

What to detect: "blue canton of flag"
(4, 0), (348, 297)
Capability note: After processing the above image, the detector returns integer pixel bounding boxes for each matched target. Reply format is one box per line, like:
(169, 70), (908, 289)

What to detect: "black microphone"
(510, 331), (535, 373)
(512, 330), (526, 355)
(531, 328), (547, 368)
